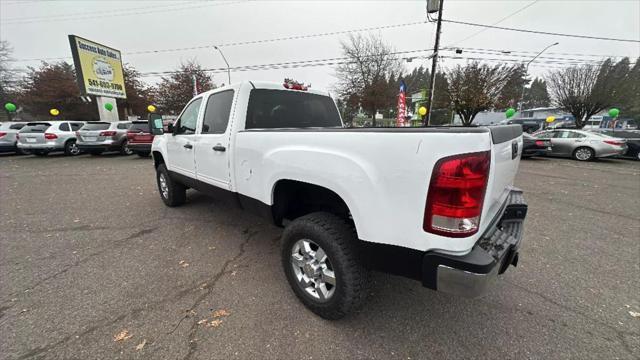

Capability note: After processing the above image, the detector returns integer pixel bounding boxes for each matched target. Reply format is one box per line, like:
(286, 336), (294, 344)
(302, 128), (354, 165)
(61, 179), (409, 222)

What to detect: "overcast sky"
(1, 0), (639, 92)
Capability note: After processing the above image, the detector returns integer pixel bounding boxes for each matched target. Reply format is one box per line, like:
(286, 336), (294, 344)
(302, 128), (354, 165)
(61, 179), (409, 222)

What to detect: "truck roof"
(202, 81), (332, 98)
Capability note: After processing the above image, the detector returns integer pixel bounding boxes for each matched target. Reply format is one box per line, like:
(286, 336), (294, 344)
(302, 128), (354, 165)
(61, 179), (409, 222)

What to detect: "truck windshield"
(246, 89), (342, 129)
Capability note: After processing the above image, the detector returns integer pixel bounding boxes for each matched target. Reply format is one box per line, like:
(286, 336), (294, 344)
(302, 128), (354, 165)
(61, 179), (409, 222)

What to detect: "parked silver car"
(0, 121), (27, 154)
(17, 121), (85, 156)
(534, 129), (627, 161)
(76, 121), (133, 155)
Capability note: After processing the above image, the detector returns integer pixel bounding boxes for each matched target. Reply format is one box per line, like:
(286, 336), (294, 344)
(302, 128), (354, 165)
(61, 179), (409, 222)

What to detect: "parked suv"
(76, 121), (133, 155)
(17, 121), (84, 156)
(126, 121), (153, 157)
(0, 122), (27, 154)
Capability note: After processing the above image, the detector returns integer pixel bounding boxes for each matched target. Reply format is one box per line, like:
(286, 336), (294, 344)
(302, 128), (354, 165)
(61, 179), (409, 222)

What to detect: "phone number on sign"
(88, 79), (123, 91)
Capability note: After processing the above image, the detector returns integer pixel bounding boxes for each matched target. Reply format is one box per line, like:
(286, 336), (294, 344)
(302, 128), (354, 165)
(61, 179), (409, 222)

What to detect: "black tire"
(16, 147), (30, 155)
(136, 151), (150, 157)
(281, 212), (369, 320)
(156, 163), (186, 207)
(120, 140), (133, 155)
(572, 147), (595, 161)
(33, 150), (48, 156)
(64, 139), (80, 156)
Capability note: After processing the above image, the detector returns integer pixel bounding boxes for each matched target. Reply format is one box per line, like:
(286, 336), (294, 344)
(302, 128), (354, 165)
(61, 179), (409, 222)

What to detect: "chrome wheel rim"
(69, 142), (80, 155)
(159, 173), (169, 199)
(123, 142), (133, 155)
(291, 239), (336, 302)
(575, 148), (591, 161)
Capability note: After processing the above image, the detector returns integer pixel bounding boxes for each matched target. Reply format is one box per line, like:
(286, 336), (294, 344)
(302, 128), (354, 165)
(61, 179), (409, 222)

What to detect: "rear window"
(81, 122), (110, 131)
(246, 89), (342, 129)
(129, 122), (150, 132)
(20, 123), (51, 133)
(117, 123), (130, 130)
(10, 124), (25, 130)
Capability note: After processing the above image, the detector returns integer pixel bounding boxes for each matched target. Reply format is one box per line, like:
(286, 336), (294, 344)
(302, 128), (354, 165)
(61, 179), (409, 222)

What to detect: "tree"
(522, 78), (550, 109)
(547, 58), (631, 128)
(495, 64), (526, 110)
(18, 61), (98, 120)
(154, 60), (215, 115)
(0, 41), (17, 121)
(335, 34), (402, 126)
(444, 62), (513, 126)
(117, 64), (155, 119)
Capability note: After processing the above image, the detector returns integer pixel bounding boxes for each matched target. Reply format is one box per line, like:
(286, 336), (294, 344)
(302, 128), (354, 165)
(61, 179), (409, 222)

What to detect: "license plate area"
(84, 136), (97, 142)
(26, 138), (36, 143)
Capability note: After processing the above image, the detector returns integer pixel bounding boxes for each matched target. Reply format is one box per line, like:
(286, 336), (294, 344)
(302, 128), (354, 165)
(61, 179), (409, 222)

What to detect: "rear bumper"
(77, 142), (122, 152)
(597, 146), (627, 158)
(0, 143), (17, 152)
(127, 143), (151, 152)
(17, 143), (63, 151)
(421, 189), (527, 298)
(522, 147), (549, 157)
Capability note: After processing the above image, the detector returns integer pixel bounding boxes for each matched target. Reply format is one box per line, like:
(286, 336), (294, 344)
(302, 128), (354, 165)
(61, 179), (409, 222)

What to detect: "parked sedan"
(126, 121), (154, 157)
(522, 133), (551, 158)
(0, 121), (27, 154)
(17, 121), (84, 156)
(76, 121), (133, 155)
(534, 129), (627, 161)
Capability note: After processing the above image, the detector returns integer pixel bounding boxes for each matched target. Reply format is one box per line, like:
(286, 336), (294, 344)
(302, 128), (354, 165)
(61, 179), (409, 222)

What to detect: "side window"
(202, 90), (234, 134)
(59, 123), (70, 131)
(568, 132), (586, 138)
(70, 123), (83, 131)
(175, 98), (202, 135)
(537, 132), (552, 139)
(10, 124), (25, 130)
(117, 123), (130, 130)
(553, 131), (569, 138)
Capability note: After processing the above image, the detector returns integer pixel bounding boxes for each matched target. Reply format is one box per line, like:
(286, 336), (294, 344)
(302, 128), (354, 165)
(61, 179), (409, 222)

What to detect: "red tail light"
(44, 133), (58, 140)
(604, 140), (624, 146)
(100, 131), (117, 137)
(535, 140), (545, 146)
(0, 131), (6, 138)
(424, 151), (490, 237)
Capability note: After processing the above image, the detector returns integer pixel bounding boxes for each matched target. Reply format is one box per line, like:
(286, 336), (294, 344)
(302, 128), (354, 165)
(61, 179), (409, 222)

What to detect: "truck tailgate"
(482, 125), (523, 232)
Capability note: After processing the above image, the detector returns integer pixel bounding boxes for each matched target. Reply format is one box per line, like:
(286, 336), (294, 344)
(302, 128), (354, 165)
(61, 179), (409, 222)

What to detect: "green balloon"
(4, 102), (17, 112)
(608, 108), (620, 118)
(104, 103), (113, 111)
(505, 108), (516, 118)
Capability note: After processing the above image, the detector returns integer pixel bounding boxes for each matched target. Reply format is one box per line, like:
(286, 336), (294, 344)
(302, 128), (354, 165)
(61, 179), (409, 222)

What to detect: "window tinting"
(246, 89), (341, 129)
(129, 122), (150, 132)
(117, 123), (130, 130)
(9, 124), (25, 130)
(20, 123), (51, 133)
(70, 123), (83, 131)
(176, 98), (202, 134)
(81, 122), (110, 131)
(202, 90), (234, 134)
(59, 123), (70, 131)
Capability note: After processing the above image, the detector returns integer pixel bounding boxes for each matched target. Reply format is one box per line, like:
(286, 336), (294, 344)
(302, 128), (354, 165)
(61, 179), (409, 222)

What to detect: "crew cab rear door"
(194, 89), (235, 188)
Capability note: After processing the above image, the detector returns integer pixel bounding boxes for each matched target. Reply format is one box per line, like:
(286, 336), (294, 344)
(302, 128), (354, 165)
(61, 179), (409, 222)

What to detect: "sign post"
(68, 35), (126, 121)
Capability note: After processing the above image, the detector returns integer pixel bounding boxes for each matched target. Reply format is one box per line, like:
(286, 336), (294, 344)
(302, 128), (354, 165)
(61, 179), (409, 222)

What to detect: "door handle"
(183, 144), (193, 149)
(213, 144), (226, 152)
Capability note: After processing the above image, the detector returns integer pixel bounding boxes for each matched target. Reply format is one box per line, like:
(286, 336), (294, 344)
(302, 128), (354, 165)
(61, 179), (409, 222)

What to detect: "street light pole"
(519, 42), (559, 113)
(214, 46), (231, 85)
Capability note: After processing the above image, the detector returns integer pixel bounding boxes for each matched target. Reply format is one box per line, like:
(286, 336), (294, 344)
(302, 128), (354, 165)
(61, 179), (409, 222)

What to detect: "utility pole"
(424, 0), (444, 127)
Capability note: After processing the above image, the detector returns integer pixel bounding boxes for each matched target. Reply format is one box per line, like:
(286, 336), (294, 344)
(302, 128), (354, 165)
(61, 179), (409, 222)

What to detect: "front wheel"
(120, 140), (133, 155)
(281, 212), (369, 320)
(64, 140), (80, 156)
(573, 147), (595, 161)
(156, 163), (186, 207)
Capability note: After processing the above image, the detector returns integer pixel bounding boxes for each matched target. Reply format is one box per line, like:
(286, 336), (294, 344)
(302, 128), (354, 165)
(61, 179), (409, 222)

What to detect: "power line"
(455, 47), (635, 59)
(443, 19), (640, 43)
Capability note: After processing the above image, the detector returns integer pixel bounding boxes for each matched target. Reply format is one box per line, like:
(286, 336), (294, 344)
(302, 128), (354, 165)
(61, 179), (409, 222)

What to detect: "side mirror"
(167, 122), (175, 134)
(149, 115), (164, 135)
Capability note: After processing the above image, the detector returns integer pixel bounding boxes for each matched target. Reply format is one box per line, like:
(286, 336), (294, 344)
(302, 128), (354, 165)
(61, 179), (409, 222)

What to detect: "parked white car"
(149, 81), (528, 319)
(0, 121), (27, 154)
(17, 121), (85, 156)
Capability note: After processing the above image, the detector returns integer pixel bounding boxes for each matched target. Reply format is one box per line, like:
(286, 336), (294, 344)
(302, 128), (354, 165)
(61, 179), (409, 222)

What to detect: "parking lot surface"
(1, 153), (639, 359)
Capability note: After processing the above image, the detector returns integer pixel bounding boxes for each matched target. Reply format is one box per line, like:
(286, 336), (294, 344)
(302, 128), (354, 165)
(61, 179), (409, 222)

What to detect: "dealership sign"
(68, 35), (127, 99)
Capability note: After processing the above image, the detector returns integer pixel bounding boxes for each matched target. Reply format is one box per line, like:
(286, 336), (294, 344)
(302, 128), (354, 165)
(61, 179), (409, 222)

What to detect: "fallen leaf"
(208, 319), (223, 327)
(199, 283), (207, 290)
(19, 309), (28, 314)
(197, 319), (207, 325)
(73, 219), (80, 223)
(178, 260), (189, 268)
(212, 309), (230, 318)
(135, 339), (147, 351)
(114, 330), (133, 342)
(208, 246), (216, 250)
(231, 271), (237, 276)
(629, 311), (640, 318)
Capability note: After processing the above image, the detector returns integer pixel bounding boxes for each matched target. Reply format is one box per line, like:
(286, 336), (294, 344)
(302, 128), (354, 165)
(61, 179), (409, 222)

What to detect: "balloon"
(50, 108), (60, 116)
(418, 106), (427, 116)
(546, 116), (555, 123)
(147, 105), (157, 113)
(505, 108), (516, 118)
(4, 102), (17, 112)
(104, 103), (113, 111)
(608, 108), (620, 118)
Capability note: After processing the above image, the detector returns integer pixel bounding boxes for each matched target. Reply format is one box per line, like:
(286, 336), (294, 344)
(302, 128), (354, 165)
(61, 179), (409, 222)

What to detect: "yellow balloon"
(147, 105), (157, 113)
(546, 116), (555, 123)
(418, 106), (427, 116)
(50, 108), (60, 116)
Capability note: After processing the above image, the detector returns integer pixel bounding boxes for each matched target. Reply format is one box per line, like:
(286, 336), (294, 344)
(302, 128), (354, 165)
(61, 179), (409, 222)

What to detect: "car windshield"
(81, 122), (110, 131)
(20, 123), (51, 133)
(129, 122), (150, 132)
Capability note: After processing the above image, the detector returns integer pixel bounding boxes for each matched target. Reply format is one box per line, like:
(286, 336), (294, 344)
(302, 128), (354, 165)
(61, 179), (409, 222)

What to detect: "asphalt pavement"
(0, 152), (639, 359)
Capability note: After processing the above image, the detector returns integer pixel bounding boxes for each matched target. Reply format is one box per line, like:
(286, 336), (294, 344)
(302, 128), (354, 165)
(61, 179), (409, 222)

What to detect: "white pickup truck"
(149, 81), (527, 319)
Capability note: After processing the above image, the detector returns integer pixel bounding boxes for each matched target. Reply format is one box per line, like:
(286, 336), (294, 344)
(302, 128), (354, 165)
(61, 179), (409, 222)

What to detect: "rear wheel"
(120, 140), (133, 155)
(572, 147), (595, 161)
(156, 163), (186, 207)
(281, 212), (369, 320)
(64, 140), (80, 156)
